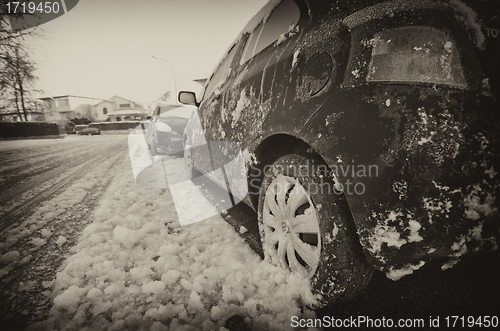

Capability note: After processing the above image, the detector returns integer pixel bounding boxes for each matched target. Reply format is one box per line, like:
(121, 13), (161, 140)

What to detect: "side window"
(204, 44), (240, 99)
(103, 107), (107, 115)
(240, 23), (264, 64)
(241, 0), (300, 64)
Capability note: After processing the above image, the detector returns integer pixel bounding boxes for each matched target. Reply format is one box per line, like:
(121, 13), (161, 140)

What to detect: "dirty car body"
(181, 0), (500, 306)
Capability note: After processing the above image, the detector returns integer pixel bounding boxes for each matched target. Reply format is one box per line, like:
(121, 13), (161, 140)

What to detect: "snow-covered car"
(78, 127), (100, 135)
(146, 105), (196, 156)
(179, 0), (500, 307)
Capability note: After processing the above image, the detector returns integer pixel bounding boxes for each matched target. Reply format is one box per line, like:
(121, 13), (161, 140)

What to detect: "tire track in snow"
(0, 139), (126, 232)
(0, 139), (112, 201)
(29, 156), (316, 331)
(0, 142), (129, 330)
(0, 138), (97, 167)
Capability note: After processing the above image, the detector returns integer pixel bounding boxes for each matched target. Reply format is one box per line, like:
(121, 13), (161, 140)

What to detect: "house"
(94, 96), (154, 122)
(38, 95), (105, 123)
(37, 95), (156, 123)
(0, 99), (46, 122)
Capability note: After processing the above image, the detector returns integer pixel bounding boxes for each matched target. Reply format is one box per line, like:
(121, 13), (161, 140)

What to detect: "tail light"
(367, 27), (466, 88)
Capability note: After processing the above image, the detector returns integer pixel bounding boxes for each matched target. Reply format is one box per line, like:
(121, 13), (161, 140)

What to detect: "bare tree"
(1, 1), (42, 121)
(158, 91), (172, 102)
(0, 1), (41, 61)
(76, 104), (96, 121)
(1, 48), (37, 120)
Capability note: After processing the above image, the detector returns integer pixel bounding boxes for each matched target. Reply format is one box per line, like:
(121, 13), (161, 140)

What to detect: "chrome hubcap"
(262, 175), (321, 278)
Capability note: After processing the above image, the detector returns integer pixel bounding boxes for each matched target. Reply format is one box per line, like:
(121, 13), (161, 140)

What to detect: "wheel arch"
(250, 133), (375, 250)
(249, 134), (316, 208)
(253, 141), (375, 305)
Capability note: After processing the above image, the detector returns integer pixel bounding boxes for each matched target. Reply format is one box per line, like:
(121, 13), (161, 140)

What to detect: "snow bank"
(32, 156), (315, 330)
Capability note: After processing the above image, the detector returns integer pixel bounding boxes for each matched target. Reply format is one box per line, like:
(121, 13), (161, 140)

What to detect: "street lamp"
(151, 55), (178, 103)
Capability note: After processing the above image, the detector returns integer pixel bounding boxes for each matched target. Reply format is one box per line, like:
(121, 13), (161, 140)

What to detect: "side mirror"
(179, 91), (199, 106)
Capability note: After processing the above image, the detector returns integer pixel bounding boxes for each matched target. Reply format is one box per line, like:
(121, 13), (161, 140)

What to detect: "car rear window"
(204, 44), (240, 99)
(367, 27), (466, 88)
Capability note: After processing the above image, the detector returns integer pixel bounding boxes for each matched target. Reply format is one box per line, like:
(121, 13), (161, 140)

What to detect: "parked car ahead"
(146, 104), (196, 156)
(78, 127), (100, 135)
(74, 124), (88, 134)
(179, 0), (500, 307)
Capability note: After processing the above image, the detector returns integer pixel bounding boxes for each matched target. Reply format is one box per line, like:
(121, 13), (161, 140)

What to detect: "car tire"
(257, 153), (373, 307)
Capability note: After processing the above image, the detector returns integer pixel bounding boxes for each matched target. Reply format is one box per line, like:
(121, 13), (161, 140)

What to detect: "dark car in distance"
(78, 127), (100, 135)
(74, 124), (88, 134)
(179, 0), (500, 307)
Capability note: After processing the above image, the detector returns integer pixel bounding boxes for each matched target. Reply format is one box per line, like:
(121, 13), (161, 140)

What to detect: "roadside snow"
(0, 136), (130, 327)
(0, 136), (125, 279)
(31, 155), (316, 330)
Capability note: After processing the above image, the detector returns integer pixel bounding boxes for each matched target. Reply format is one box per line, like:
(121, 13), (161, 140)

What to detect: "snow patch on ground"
(0, 250), (20, 264)
(0, 164), (110, 278)
(55, 236), (67, 247)
(32, 157), (316, 330)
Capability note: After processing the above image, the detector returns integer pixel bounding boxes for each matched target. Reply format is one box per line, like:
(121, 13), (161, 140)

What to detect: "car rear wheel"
(258, 153), (373, 307)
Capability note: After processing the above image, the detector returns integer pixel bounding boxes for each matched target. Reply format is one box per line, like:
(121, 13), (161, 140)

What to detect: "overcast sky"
(25, 0), (267, 103)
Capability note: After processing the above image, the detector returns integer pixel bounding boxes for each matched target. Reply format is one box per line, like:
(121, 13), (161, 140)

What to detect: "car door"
(189, 36), (247, 177)
(216, 0), (304, 148)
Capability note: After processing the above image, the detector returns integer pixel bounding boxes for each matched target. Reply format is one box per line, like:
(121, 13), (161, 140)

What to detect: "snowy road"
(0, 135), (315, 331)
(0, 135), (129, 329)
(0, 135), (126, 230)
(1, 135), (498, 331)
